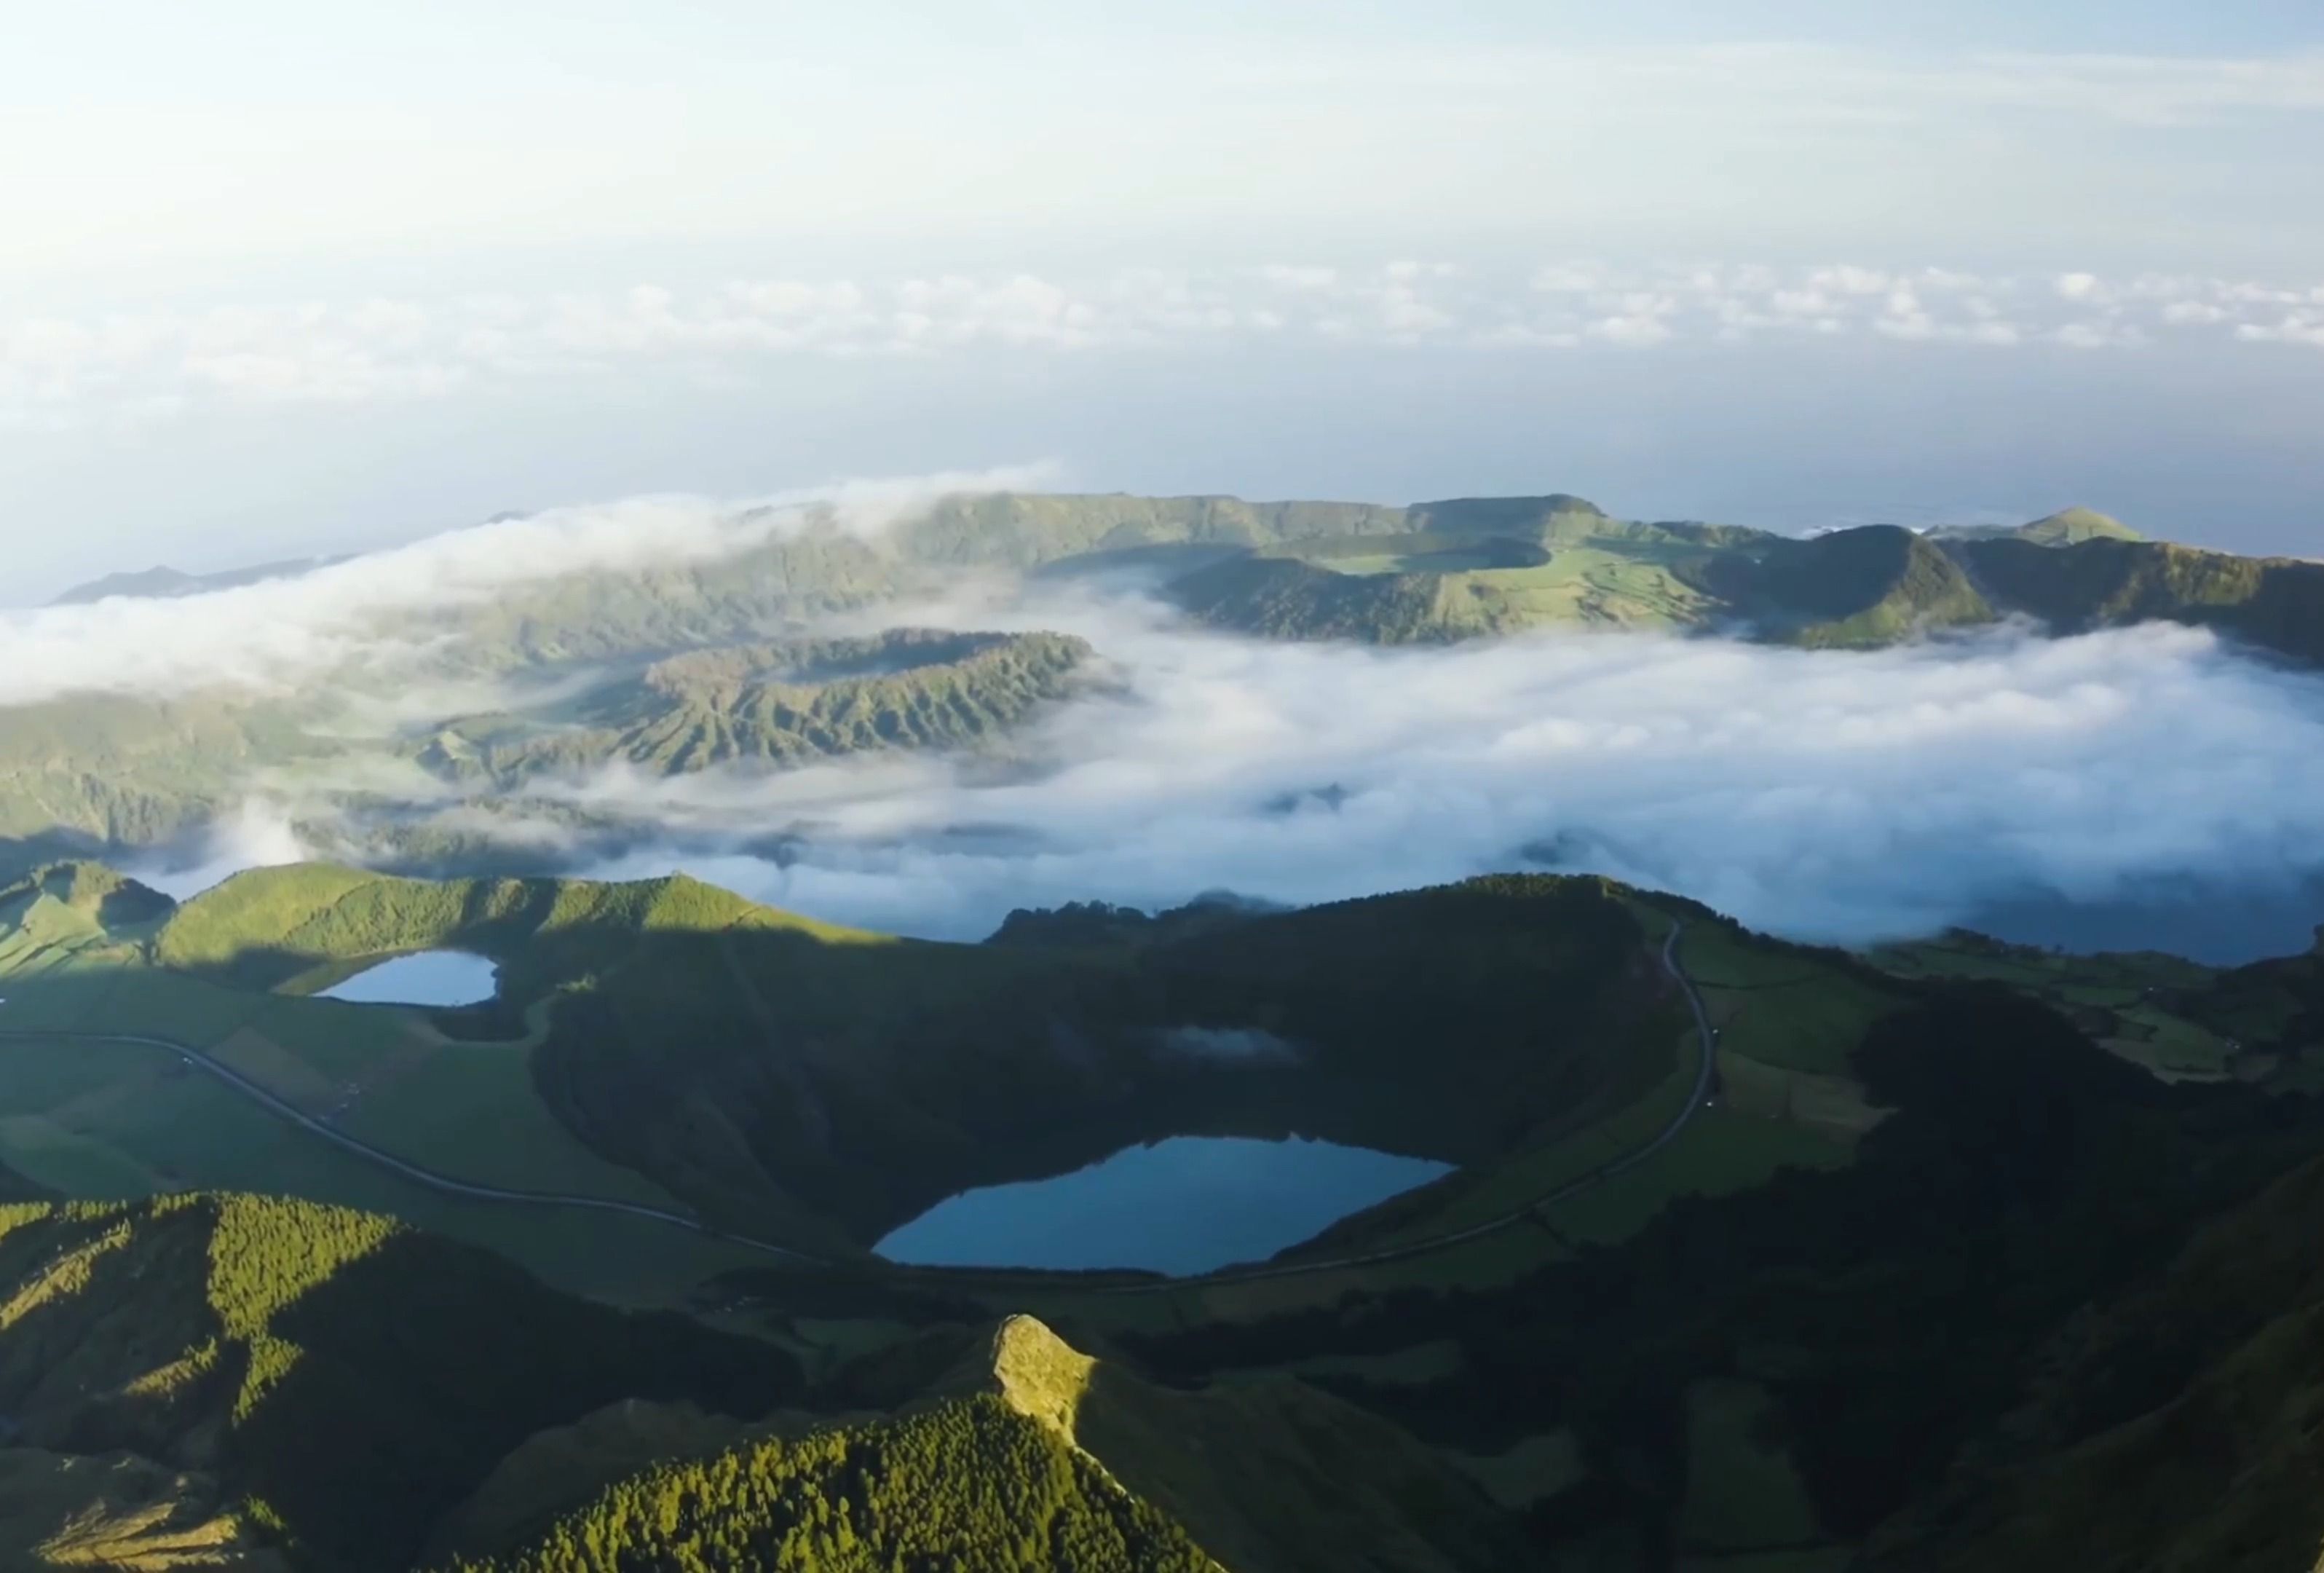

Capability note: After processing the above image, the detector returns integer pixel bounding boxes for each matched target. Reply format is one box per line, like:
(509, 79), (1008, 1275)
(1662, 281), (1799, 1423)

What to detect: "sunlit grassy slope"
(0, 864), (859, 1298)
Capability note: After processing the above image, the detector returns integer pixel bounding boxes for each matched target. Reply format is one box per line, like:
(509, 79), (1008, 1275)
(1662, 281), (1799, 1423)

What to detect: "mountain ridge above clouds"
(50, 556), (347, 606)
(46, 493), (2245, 675)
(4, 485), (2323, 900)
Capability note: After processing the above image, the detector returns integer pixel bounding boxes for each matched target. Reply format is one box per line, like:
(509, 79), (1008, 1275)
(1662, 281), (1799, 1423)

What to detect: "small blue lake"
(874, 1135), (1454, 1276)
(317, 951), (499, 1007)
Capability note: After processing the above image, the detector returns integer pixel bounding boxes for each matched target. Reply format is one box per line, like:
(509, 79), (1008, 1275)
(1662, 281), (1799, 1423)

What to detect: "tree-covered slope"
(443, 1314), (1533, 1573)
(1862, 1148), (2324, 1572)
(0, 1187), (1536, 1572)
(0, 1194), (800, 1572)
(13, 857), (2324, 1568)
(518, 872), (1674, 1245)
(1117, 979), (2324, 1566)
(443, 1392), (1220, 1573)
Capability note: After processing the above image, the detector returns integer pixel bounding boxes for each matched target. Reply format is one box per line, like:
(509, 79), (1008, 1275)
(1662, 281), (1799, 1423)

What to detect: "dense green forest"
(0, 1194), (801, 1570)
(1112, 982), (2324, 1565)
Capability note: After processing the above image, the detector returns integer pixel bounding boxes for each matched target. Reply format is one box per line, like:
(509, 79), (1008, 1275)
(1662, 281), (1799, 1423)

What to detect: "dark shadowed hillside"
(0, 1194), (799, 1570)
(1863, 1148), (2324, 1572)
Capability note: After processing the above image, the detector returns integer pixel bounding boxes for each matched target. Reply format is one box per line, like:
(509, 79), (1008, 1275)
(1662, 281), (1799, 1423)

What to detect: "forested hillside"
(0, 1195), (799, 1570)
(0, 853), (2320, 1566)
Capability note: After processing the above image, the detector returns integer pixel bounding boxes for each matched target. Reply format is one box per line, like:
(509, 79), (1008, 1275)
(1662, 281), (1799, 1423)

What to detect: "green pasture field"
(1272, 530), (1718, 627)
(0, 1028), (767, 1306)
(1870, 935), (2242, 1081)
(1682, 926), (1905, 1076)
(0, 958), (684, 1210)
(1677, 1378), (1830, 1556)
(1447, 1430), (1586, 1510)
(1542, 1107), (1850, 1247)
(1372, 1048), (1702, 1244)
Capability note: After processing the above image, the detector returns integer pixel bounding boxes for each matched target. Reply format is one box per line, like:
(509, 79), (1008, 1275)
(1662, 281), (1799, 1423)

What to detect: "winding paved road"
(0, 1025), (826, 1263)
(0, 920), (1715, 1293)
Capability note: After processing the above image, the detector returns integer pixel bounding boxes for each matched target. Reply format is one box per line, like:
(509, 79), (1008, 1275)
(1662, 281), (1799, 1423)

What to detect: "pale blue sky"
(14, 1), (2324, 286)
(4, 2), (2320, 588)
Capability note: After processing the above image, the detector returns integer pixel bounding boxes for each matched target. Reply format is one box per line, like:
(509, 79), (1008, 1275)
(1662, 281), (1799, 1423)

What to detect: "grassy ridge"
(1165, 510), (1742, 642)
(1951, 534), (2324, 663)
(1687, 526), (1994, 648)
(156, 864), (880, 990)
(0, 865), (799, 1299)
(422, 628), (1096, 786)
(1153, 497), (2324, 667)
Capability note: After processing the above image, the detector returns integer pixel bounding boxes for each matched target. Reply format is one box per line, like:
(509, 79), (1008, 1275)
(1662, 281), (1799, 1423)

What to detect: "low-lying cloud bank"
(82, 541), (2324, 956)
(513, 599), (2324, 954)
(1157, 1027), (1303, 1066)
(0, 467), (1045, 706)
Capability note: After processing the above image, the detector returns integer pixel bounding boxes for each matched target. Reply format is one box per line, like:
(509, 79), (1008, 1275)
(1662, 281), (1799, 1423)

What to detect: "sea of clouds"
(548, 599), (2324, 955)
(15, 479), (2324, 958)
(7, 262), (2322, 431)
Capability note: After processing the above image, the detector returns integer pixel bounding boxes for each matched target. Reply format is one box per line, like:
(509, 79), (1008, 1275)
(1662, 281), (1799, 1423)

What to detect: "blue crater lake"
(874, 1135), (1455, 1276)
(317, 952), (499, 1007)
